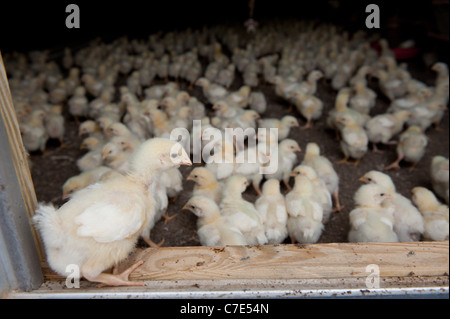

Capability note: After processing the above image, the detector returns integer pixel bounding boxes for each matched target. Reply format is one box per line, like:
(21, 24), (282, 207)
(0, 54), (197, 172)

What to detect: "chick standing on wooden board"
(33, 138), (192, 287)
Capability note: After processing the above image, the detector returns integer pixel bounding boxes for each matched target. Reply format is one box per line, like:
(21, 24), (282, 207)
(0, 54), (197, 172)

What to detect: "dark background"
(1, 0), (448, 60)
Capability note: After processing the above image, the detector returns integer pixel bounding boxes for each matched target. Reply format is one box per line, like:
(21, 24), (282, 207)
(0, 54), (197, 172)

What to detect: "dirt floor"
(27, 53), (449, 247)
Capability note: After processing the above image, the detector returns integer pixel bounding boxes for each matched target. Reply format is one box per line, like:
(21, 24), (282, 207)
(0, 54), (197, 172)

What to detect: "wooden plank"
(42, 241), (448, 290)
(0, 53), (44, 261)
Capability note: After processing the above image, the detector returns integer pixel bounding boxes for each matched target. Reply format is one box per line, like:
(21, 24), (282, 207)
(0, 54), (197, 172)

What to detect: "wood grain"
(119, 242), (449, 281)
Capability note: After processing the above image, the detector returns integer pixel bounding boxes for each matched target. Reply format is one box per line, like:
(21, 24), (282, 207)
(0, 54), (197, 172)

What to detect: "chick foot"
(162, 212), (177, 224)
(336, 156), (350, 165)
(332, 191), (344, 212)
(384, 160), (401, 171)
(300, 121), (313, 130)
(87, 261), (146, 287)
(142, 236), (165, 248)
(372, 143), (385, 154)
(282, 179), (292, 192)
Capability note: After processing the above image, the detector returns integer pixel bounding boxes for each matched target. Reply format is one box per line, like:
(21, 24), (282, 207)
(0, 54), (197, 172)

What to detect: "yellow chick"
(348, 184), (398, 243)
(258, 115), (299, 141)
(33, 138), (191, 287)
(365, 110), (410, 153)
(291, 165), (333, 223)
(290, 89), (323, 129)
(187, 167), (223, 204)
(44, 105), (66, 147)
(411, 187), (449, 241)
(296, 70), (323, 95)
(183, 196), (247, 246)
(286, 175), (324, 244)
(263, 139), (301, 191)
(248, 91), (267, 114)
(407, 100), (447, 132)
(68, 86), (88, 123)
(216, 63), (236, 89)
(220, 175), (268, 245)
(431, 62), (449, 87)
(431, 156), (449, 205)
(78, 120), (105, 141)
(20, 109), (48, 154)
(223, 85), (251, 108)
(359, 171), (424, 242)
(385, 126), (428, 171)
(102, 142), (131, 174)
(335, 113), (369, 166)
(77, 137), (105, 172)
(302, 142), (342, 212)
(62, 166), (113, 200)
(255, 179), (288, 244)
(195, 77), (229, 104)
(349, 80), (377, 115)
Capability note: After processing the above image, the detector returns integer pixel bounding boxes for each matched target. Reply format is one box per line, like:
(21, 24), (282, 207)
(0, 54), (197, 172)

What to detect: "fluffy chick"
(258, 115), (299, 141)
(248, 91), (267, 114)
(77, 137), (105, 172)
(302, 142), (342, 211)
(187, 167), (223, 204)
(44, 105), (66, 147)
(220, 175), (268, 245)
(385, 126), (428, 171)
(290, 90), (324, 129)
(365, 110), (410, 153)
(286, 174), (324, 244)
(255, 179), (288, 244)
(20, 109), (48, 153)
(291, 165), (333, 223)
(431, 156), (449, 205)
(348, 184), (398, 243)
(33, 138), (191, 287)
(183, 196), (247, 246)
(336, 114), (369, 166)
(412, 187), (449, 241)
(359, 171), (424, 242)
(62, 166), (113, 200)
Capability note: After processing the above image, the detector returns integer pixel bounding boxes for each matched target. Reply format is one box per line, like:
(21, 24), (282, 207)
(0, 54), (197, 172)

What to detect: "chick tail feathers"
(33, 203), (65, 249)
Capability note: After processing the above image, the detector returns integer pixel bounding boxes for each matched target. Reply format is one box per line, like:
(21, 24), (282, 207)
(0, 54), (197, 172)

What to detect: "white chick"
(20, 109), (48, 154)
(302, 142), (342, 212)
(33, 138), (192, 287)
(263, 139), (301, 191)
(296, 70), (323, 95)
(78, 120), (105, 141)
(216, 63), (236, 88)
(68, 86), (88, 123)
(431, 156), (449, 205)
(220, 176), (268, 245)
(335, 114), (369, 166)
(385, 126), (428, 171)
(258, 115), (299, 141)
(285, 175), (324, 244)
(44, 105), (65, 147)
(183, 196), (247, 246)
(248, 91), (267, 114)
(62, 166), (113, 200)
(349, 81), (377, 115)
(407, 100), (447, 132)
(359, 171), (424, 242)
(348, 184), (399, 243)
(255, 179), (288, 244)
(195, 77), (228, 104)
(291, 165), (333, 223)
(102, 142), (131, 174)
(187, 167), (223, 204)
(205, 140), (236, 181)
(77, 137), (105, 172)
(222, 85), (251, 108)
(411, 187), (449, 241)
(365, 110), (410, 153)
(290, 89), (324, 129)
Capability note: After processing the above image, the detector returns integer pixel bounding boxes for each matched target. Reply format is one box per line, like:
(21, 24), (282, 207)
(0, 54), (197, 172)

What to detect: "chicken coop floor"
(28, 53), (449, 247)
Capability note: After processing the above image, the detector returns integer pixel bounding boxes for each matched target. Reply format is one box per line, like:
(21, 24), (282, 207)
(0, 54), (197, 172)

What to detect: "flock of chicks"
(4, 20), (449, 286)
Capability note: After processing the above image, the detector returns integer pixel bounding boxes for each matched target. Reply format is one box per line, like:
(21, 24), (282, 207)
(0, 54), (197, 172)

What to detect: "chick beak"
(293, 122), (300, 127)
(294, 146), (301, 152)
(212, 104), (219, 110)
(62, 193), (68, 200)
(359, 177), (368, 183)
(290, 171), (297, 177)
(186, 174), (195, 181)
(179, 155), (192, 166)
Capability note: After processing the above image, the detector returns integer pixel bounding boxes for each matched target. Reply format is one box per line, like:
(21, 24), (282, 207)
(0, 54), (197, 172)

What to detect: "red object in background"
(371, 41), (419, 60)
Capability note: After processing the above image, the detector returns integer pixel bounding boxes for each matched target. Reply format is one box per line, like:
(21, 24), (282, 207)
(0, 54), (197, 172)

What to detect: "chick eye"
(171, 153), (178, 159)
(190, 205), (195, 209)
(368, 178), (372, 181)
(380, 193), (385, 197)
(194, 175), (198, 178)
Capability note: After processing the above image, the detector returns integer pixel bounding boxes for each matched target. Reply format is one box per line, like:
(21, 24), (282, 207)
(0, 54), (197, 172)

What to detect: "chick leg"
(142, 236), (165, 248)
(332, 189), (344, 212)
(290, 235), (297, 244)
(300, 119), (313, 130)
(84, 261), (146, 287)
(282, 179), (292, 192)
(336, 156), (350, 165)
(252, 180), (262, 197)
(162, 211), (178, 224)
(353, 158), (361, 167)
(384, 154), (403, 171)
(372, 143), (385, 154)
(408, 162), (418, 172)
